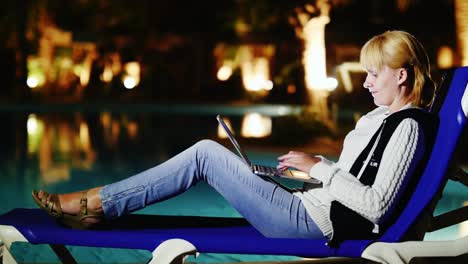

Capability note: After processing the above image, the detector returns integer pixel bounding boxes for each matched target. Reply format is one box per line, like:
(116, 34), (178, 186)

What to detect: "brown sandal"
(32, 190), (63, 218)
(32, 190), (105, 229)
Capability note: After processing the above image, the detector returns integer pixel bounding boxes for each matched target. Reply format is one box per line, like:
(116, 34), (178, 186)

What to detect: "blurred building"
(0, 0), (462, 104)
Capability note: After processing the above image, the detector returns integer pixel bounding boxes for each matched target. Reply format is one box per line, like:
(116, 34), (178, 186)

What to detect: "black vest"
(328, 108), (438, 247)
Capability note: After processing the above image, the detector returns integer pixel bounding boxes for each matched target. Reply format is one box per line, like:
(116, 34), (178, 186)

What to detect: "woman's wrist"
(309, 156), (335, 185)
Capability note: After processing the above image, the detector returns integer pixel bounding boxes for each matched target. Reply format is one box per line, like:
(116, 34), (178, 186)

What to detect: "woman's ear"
(397, 68), (408, 85)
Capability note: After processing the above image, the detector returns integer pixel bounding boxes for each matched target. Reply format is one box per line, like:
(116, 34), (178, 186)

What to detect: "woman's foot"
(32, 187), (105, 229)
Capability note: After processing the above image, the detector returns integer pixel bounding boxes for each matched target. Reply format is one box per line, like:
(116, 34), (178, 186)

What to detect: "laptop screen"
(216, 115), (252, 167)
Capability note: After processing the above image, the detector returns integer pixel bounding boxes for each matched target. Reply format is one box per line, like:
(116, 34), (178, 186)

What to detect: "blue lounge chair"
(1, 66), (467, 264)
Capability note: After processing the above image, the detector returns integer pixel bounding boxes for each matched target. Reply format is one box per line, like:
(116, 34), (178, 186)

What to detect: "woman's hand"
(277, 151), (321, 173)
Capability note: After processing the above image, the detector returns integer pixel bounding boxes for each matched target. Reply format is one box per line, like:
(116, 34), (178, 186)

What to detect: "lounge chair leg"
(451, 167), (468, 186)
(362, 236), (468, 264)
(49, 244), (78, 264)
(2, 247), (19, 264)
(0, 225), (28, 264)
(150, 239), (198, 264)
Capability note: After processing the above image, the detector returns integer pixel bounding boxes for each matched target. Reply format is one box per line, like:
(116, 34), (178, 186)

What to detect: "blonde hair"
(360, 30), (435, 109)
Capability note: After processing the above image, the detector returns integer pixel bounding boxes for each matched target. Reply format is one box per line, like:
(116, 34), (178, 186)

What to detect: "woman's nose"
(363, 77), (372, 89)
(363, 81), (370, 89)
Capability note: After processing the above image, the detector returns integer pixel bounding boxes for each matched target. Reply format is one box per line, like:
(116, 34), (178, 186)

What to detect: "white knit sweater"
(294, 105), (426, 238)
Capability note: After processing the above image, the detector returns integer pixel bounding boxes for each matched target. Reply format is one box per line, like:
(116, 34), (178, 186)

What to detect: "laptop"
(216, 115), (321, 184)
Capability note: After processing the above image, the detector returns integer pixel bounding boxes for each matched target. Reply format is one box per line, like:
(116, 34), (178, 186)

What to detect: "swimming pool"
(0, 105), (466, 263)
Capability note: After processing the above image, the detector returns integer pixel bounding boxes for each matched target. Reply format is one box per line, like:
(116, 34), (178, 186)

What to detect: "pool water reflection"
(0, 109), (312, 263)
(0, 108), (467, 263)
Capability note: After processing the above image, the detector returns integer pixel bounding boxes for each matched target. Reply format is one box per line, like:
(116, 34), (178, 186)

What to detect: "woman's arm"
(311, 119), (426, 223)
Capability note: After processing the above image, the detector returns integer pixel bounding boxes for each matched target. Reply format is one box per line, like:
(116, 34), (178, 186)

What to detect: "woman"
(32, 30), (437, 241)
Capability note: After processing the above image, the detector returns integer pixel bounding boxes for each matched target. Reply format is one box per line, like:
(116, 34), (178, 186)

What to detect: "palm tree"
(455, 0), (468, 66)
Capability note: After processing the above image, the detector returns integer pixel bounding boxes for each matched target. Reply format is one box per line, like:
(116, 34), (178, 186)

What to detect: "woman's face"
(363, 65), (408, 112)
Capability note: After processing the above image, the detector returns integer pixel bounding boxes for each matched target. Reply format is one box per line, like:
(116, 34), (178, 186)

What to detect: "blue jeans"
(99, 140), (323, 239)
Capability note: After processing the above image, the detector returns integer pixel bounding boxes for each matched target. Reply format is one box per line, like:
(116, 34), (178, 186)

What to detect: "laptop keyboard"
(253, 164), (318, 183)
(253, 164), (278, 175)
